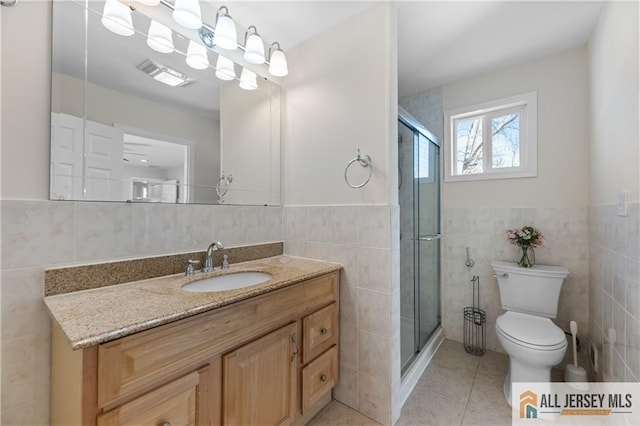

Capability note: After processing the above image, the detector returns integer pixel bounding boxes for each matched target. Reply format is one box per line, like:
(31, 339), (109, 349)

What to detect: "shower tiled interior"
(310, 339), (515, 426)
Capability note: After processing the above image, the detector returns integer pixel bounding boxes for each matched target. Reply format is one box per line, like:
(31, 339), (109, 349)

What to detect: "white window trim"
(444, 92), (537, 182)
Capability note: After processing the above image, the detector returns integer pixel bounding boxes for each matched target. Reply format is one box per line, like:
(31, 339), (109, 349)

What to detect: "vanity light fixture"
(239, 68), (258, 90)
(243, 26), (265, 64)
(268, 42), (288, 77)
(101, 0), (134, 36)
(147, 20), (174, 53)
(212, 6), (237, 50)
(186, 40), (209, 70)
(215, 55), (236, 80)
(137, 59), (195, 87)
(172, 0), (202, 29)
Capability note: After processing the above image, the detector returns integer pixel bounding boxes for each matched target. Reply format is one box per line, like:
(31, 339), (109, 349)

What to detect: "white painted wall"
(442, 48), (590, 209)
(284, 3), (397, 206)
(588, 0), (640, 205)
(1, 0), (51, 199)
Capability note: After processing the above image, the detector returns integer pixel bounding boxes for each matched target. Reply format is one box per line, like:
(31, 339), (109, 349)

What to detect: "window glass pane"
(491, 113), (520, 168)
(455, 118), (483, 175)
(415, 134), (430, 179)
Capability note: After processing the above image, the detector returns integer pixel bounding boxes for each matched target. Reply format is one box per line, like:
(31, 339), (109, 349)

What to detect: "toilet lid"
(496, 311), (566, 349)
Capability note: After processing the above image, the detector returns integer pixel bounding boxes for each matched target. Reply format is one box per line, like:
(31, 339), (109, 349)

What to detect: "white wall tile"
(358, 330), (390, 380)
(358, 247), (391, 293)
(307, 206), (332, 243)
(176, 204), (215, 251)
(132, 203), (178, 255)
(331, 206), (358, 246)
(357, 372), (391, 425)
(76, 202), (133, 261)
(358, 289), (390, 337)
(358, 205), (391, 248)
(1, 268), (49, 340)
(1, 200), (75, 269)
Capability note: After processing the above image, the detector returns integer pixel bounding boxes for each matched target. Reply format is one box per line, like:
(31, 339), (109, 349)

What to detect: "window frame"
(444, 92), (537, 182)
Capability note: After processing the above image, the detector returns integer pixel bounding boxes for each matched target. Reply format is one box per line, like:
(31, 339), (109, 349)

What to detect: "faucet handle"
(185, 259), (201, 276)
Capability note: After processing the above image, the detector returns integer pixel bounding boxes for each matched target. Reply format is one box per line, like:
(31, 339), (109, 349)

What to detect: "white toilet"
(491, 260), (569, 405)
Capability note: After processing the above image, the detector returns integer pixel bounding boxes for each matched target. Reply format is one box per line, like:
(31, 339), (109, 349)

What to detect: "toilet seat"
(496, 311), (567, 351)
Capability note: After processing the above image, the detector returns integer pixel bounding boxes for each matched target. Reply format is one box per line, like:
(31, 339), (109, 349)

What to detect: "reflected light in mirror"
(101, 0), (134, 36)
(212, 6), (237, 50)
(239, 68), (258, 90)
(186, 40), (209, 70)
(172, 0), (202, 29)
(147, 20), (174, 53)
(243, 26), (265, 64)
(215, 55), (236, 80)
(268, 43), (288, 77)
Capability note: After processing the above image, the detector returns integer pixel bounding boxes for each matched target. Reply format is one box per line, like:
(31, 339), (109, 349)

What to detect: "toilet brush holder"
(564, 320), (589, 390)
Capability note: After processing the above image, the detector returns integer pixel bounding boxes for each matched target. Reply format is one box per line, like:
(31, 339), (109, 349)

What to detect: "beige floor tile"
(307, 340), (517, 426)
(307, 400), (380, 426)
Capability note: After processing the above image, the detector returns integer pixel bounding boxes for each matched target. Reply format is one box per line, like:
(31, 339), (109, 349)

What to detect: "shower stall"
(398, 107), (441, 377)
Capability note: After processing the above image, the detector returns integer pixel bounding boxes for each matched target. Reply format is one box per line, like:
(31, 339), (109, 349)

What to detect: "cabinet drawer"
(302, 303), (338, 364)
(97, 368), (205, 426)
(301, 346), (338, 413)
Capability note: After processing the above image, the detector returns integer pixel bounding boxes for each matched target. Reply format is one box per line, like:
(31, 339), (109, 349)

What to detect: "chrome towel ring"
(344, 149), (372, 189)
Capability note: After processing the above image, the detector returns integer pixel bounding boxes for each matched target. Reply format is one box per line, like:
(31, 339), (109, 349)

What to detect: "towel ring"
(344, 149), (372, 189)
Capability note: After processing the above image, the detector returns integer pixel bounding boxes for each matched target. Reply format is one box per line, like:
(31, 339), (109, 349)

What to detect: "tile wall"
(0, 200), (283, 425)
(283, 205), (400, 425)
(589, 203), (640, 383)
(442, 206), (590, 355)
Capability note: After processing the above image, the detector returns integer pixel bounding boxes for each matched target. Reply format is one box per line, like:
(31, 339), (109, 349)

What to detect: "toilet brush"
(564, 321), (589, 390)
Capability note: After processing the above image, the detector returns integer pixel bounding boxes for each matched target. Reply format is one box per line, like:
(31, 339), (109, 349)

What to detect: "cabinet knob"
(320, 327), (328, 335)
(160, 422), (171, 426)
(320, 374), (327, 382)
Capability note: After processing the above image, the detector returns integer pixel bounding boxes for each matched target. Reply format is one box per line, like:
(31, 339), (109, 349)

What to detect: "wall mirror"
(50, 0), (281, 205)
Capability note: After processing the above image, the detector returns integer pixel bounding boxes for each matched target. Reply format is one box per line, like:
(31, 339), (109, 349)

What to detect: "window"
(444, 92), (537, 182)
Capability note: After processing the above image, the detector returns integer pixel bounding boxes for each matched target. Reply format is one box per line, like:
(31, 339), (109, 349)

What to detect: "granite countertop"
(44, 256), (341, 350)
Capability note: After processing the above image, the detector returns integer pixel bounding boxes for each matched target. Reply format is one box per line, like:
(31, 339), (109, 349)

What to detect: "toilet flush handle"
(493, 273), (509, 278)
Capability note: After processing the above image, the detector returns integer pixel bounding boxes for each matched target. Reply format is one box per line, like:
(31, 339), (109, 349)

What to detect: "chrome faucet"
(203, 241), (224, 272)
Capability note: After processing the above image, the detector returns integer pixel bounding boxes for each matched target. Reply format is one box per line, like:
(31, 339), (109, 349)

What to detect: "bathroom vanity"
(45, 256), (340, 426)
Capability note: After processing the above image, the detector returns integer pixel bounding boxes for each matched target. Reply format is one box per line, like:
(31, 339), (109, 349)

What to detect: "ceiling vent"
(137, 59), (195, 87)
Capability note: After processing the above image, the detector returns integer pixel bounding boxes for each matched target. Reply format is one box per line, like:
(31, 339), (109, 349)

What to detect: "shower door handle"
(414, 233), (442, 241)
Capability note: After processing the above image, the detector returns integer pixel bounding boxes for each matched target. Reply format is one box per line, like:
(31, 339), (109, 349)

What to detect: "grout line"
(459, 356), (482, 425)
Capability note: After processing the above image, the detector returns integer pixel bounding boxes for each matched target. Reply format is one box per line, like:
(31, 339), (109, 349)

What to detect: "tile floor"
(309, 339), (518, 426)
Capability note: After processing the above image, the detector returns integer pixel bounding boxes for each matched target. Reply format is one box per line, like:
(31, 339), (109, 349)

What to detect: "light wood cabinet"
(52, 271), (339, 426)
(223, 323), (297, 425)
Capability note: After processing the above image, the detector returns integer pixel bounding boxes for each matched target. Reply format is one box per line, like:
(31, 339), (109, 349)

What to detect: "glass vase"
(518, 246), (534, 268)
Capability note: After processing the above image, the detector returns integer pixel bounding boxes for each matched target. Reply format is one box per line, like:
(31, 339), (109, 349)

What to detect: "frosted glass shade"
(186, 41), (209, 70)
(215, 55), (236, 81)
(243, 32), (265, 64)
(173, 0), (202, 29)
(269, 48), (288, 77)
(101, 0), (134, 36)
(147, 20), (174, 53)
(239, 68), (258, 90)
(136, 0), (160, 5)
(212, 14), (237, 50)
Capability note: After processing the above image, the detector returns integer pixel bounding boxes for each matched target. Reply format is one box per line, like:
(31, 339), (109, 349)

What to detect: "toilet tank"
(491, 261), (569, 318)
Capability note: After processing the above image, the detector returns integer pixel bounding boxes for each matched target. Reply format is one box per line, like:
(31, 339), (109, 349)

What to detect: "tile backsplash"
(589, 203), (640, 383)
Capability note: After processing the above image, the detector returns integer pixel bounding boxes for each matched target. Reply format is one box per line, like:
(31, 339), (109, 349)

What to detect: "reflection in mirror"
(50, 0), (281, 205)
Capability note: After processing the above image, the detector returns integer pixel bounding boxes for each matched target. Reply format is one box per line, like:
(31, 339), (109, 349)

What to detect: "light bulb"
(239, 68), (258, 90)
(269, 44), (288, 77)
(243, 27), (265, 64)
(173, 0), (202, 30)
(147, 20), (174, 53)
(186, 40), (209, 70)
(215, 55), (236, 81)
(101, 0), (134, 36)
(212, 8), (237, 50)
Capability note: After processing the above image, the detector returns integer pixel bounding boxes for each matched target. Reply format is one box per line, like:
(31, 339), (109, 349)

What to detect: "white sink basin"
(182, 272), (273, 292)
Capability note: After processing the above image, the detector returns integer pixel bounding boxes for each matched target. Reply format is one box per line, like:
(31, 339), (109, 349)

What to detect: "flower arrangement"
(506, 226), (544, 267)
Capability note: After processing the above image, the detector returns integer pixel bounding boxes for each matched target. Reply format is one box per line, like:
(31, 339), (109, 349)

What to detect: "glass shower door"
(399, 115), (441, 376)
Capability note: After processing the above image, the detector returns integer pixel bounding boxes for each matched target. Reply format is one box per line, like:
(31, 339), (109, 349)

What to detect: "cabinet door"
(97, 366), (211, 426)
(223, 323), (297, 426)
